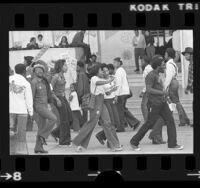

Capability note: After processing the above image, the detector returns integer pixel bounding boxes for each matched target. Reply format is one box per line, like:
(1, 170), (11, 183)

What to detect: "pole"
(157, 30), (160, 46)
(97, 31), (102, 62)
(180, 30), (185, 88)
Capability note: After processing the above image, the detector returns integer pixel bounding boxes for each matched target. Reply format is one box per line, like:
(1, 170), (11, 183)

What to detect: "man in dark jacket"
(71, 31), (91, 63)
(76, 61), (90, 124)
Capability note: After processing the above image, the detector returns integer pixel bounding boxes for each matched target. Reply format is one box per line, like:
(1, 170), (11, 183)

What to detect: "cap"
(33, 64), (45, 72)
(182, 47), (193, 55)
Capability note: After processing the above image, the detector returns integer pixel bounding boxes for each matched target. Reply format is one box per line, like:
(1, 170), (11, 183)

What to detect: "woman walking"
(50, 59), (73, 146)
(72, 63), (123, 152)
(95, 64), (124, 146)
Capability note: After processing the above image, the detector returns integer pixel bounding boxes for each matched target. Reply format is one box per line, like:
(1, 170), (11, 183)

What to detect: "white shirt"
(115, 67), (130, 96)
(142, 64), (153, 92)
(103, 80), (116, 99)
(69, 91), (81, 111)
(9, 74), (33, 116)
(164, 59), (178, 90)
(37, 40), (44, 48)
(132, 34), (146, 49)
(90, 76), (105, 95)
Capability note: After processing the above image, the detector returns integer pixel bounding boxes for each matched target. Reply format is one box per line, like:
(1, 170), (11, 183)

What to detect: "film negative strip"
(0, 1), (200, 182)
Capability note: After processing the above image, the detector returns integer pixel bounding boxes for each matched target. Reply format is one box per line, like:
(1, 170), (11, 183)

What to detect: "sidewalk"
(23, 124), (193, 155)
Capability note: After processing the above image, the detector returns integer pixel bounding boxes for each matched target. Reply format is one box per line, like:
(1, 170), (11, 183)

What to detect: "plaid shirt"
(187, 61), (193, 93)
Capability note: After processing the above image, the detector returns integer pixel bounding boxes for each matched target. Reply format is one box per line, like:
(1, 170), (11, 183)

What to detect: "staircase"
(124, 66), (193, 123)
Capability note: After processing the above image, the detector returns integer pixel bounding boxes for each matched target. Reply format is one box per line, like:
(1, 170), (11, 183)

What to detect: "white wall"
(173, 30), (193, 88)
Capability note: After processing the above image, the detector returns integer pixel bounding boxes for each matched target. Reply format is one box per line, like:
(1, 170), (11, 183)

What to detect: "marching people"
(113, 57), (140, 131)
(58, 36), (69, 48)
(9, 64), (33, 154)
(69, 83), (83, 132)
(31, 63), (57, 153)
(164, 48), (190, 127)
(76, 61), (90, 124)
(96, 64), (125, 145)
(50, 59), (73, 147)
(132, 30), (146, 72)
(130, 55), (184, 151)
(72, 63), (123, 152)
(140, 58), (166, 144)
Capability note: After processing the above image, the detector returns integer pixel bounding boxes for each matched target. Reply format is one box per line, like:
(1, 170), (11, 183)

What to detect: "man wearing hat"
(164, 48), (190, 127)
(130, 55), (184, 151)
(31, 63), (57, 153)
(182, 47), (193, 94)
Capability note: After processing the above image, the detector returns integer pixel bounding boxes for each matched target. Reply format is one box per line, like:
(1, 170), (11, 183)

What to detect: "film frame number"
(0, 172), (22, 181)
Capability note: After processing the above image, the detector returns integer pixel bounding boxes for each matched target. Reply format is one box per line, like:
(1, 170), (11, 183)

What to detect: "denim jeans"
(10, 114), (28, 155)
(73, 94), (120, 149)
(141, 92), (164, 140)
(141, 92), (149, 122)
(104, 98), (124, 131)
(51, 96), (72, 145)
(169, 79), (190, 125)
(130, 102), (177, 147)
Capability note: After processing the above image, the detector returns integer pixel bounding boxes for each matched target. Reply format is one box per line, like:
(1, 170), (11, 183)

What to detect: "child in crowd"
(69, 83), (83, 132)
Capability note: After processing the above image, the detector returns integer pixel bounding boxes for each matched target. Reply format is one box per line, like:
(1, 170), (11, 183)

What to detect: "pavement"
(23, 123), (193, 155)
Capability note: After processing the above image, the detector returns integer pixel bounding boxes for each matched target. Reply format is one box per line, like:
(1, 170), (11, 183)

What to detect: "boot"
(34, 135), (48, 154)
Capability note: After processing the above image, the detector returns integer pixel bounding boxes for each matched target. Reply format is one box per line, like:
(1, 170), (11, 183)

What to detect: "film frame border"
(0, 2), (199, 182)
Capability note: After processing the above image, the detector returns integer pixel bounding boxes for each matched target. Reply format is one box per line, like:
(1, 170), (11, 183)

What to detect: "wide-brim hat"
(33, 64), (45, 72)
(182, 47), (193, 55)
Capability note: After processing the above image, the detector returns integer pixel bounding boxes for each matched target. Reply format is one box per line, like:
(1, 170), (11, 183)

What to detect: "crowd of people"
(11, 31), (92, 62)
(9, 31), (193, 154)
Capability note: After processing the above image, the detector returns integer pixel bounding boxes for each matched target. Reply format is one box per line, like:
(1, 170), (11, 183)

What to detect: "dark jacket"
(76, 71), (90, 103)
(71, 32), (84, 46)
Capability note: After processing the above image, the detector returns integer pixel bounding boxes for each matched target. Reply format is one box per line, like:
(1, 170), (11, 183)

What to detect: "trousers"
(130, 102), (177, 147)
(10, 114), (28, 155)
(73, 94), (120, 149)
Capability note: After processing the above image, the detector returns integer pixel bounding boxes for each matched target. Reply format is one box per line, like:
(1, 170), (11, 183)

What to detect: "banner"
(60, 53), (77, 89)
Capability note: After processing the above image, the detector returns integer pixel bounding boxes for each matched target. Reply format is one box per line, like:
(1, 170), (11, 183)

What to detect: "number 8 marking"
(13, 172), (22, 181)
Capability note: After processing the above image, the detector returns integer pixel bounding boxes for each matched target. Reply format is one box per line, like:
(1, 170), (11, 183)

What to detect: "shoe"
(34, 149), (48, 154)
(111, 146), (123, 152)
(95, 134), (105, 145)
(134, 69), (139, 72)
(76, 146), (84, 152)
(58, 143), (72, 147)
(133, 121), (140, 131)
(168, 145), (184, 150)
(51, 132), (58, 142)
(39, 136), (47, 145)
(130, 143), (141, 151)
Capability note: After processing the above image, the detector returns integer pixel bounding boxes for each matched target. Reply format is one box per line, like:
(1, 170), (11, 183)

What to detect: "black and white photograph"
(9, 30), (193, 155)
